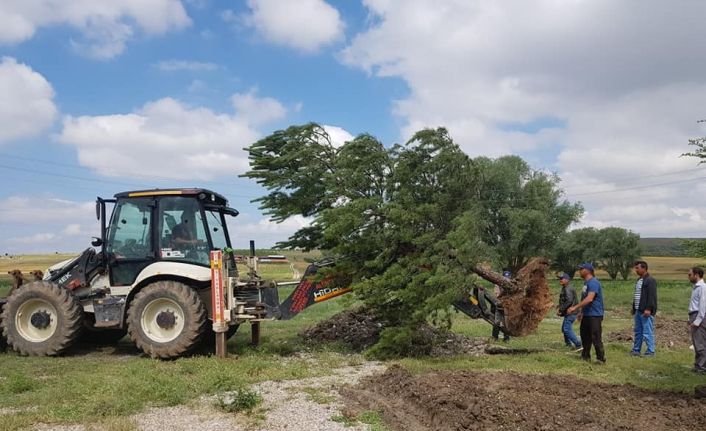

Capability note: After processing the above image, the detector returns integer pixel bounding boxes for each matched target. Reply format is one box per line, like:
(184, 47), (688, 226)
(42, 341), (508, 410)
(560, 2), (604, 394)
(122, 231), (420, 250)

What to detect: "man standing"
(631, 260), (658, 357)
(567, 263), (605, 363)
(688, 267), (706, 374)
(557, 273), (581, 349)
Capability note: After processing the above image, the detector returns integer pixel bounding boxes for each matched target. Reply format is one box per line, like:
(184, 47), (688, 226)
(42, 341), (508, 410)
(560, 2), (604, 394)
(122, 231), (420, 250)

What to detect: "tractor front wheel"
(0, 281), (83, 356)
(127, 281), (207, 359)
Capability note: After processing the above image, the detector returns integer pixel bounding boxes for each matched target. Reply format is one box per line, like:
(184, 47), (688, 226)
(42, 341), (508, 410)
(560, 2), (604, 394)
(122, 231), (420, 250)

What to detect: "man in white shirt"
(688, 267), (706, 374)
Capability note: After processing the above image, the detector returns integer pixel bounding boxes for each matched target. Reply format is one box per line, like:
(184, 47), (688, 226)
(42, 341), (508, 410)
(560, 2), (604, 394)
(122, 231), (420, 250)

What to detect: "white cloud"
(155, 60), (218, 72)
(228, 214), (311, 248)
(0, 0), (191, 59)
(0, 196), (97, 253)
(232, 90), (287, 126)
(241, 0), (344, 52)
(0, 57), (57, 144)
(58, 92), (287, 180)
(7, 233), (57, 245)
(322, 125), (354, 148)
(62, 223), (83, 236)
(341, 0), (706, 237)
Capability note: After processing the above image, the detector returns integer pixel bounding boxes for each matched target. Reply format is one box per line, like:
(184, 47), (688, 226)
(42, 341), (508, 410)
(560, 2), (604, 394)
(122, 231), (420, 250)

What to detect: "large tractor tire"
(0, 281), (83, 356)
(127, 281), (207, 359)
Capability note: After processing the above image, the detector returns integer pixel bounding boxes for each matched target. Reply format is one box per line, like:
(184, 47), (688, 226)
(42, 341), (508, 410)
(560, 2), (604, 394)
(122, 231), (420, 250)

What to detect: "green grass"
(0, 255), (703, 429)
(402, 277), (699, 393)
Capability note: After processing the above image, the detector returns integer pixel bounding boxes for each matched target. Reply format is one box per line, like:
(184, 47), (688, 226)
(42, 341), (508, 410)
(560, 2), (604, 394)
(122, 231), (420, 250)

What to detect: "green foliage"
(474, 156), (583, 272)
(640, 238), (691, 257)
(551, 227), (601, 277)
(683, 238), (706, 259)
(552, 227), (641, 280)
(243, 124), (582, 348)
(597, 227), (641, 280)
(216, 387), (262, 413)
(681, 119), (706, 163)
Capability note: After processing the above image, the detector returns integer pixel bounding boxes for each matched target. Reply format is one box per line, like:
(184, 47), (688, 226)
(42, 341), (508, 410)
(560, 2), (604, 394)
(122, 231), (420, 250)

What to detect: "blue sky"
(1, 0), (706, 253)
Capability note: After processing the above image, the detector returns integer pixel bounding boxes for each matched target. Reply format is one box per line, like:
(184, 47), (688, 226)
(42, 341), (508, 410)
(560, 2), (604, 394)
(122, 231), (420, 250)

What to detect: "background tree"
(595, 227), (641, 280)
(551, 227), (601, 278)
(243, 124), (582, 355)
(474, 157), (584, 273)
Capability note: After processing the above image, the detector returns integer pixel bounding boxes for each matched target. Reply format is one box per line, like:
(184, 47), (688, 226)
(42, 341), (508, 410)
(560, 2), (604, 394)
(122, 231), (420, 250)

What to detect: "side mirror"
(91, 237), (103, 247)
(95, 199), (101, 220)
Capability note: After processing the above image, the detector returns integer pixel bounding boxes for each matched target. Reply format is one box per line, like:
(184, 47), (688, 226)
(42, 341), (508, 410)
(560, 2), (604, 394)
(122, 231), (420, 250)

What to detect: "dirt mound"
(500, 257), (554, 336)
(301, 308), (386, 351)
(343, 365), (706, 431)
(607, 317), (691, 349)
(301, 309), (488, 357)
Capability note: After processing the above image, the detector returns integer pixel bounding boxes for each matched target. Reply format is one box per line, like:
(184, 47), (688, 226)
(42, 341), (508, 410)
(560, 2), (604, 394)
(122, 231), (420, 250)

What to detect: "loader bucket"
(278, 263), (351, 320)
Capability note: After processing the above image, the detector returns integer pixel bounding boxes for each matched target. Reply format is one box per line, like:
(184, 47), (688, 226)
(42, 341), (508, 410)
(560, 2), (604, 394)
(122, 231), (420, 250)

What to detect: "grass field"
(0, 255), (704, 430)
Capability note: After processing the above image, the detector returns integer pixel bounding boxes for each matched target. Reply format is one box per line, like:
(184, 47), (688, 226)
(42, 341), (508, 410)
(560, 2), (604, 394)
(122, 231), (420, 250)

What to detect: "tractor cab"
(97, 189), (239, 287)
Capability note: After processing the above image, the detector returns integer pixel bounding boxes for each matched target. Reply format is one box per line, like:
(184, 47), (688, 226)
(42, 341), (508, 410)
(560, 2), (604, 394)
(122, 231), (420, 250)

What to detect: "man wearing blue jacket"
(568, 263), (606, 363)
(631, 260), (657, 357)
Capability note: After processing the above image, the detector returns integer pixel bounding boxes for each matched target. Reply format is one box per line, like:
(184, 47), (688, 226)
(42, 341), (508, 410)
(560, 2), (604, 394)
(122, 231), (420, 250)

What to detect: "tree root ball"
(499, 258), (554, 336)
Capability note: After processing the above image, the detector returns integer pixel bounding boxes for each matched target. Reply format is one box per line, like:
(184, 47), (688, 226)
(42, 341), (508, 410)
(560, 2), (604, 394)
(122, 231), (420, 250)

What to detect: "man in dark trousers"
(557, 273), (581, 349)
(688, 267), (706, 373)
(631, 260), (657, 357)
(568, 263), (606, 363)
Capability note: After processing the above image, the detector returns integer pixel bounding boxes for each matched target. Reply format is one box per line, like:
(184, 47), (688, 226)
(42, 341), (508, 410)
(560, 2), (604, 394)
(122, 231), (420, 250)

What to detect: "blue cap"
(502, 270), (512, 278)
(557, 272), (570, 280)
(577, 262), (594, 271)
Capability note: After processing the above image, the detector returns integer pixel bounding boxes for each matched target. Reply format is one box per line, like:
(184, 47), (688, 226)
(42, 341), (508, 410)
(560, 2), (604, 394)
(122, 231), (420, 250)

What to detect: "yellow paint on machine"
(128, 190), (183, 197)
(314, 287), (352, 302)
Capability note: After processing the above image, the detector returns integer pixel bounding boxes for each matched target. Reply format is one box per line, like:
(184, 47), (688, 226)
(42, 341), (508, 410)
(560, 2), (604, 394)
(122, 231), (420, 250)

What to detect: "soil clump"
(343, 365), (706, 431)
(606, 317), (691, 349)
(497, 258), (554, 336)
(301, 308), (488, 357)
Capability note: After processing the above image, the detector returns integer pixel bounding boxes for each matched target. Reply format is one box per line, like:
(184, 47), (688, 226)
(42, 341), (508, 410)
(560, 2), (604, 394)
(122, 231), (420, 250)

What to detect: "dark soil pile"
(301, 308), (386, 351)
(301, 308), (488, 357)
(606, 317), (691, 349)
(343, 365), (706, 431)
(500, 257), (554, 336)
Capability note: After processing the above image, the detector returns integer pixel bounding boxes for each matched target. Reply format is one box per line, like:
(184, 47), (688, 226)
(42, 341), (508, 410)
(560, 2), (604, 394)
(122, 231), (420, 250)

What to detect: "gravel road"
(34, 360), (386, 431)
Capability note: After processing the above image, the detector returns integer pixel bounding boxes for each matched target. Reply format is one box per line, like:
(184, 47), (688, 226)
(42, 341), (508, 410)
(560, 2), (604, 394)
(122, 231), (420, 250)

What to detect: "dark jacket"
(632, 274), (658, 316)
(558, 284), (578, 316)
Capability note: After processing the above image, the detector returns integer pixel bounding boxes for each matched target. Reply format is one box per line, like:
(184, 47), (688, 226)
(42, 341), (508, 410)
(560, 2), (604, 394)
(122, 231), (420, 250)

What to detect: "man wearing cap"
(631, 260), (657, 357)
(568, 263), (606, 363)
(557, 273), (581, 349)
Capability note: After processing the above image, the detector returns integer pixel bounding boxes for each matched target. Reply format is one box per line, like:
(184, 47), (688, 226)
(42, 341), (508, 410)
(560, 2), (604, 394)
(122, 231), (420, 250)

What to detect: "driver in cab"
(171, 213), (198, 247)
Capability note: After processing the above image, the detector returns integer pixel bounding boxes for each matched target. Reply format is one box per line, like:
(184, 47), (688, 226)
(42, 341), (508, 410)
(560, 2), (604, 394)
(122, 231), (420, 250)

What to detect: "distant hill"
(640, 237), (702, 257)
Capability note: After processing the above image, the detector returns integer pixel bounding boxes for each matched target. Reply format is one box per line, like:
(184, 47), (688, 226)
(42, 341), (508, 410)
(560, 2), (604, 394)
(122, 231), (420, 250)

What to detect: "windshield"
(206, 210), (229, 250)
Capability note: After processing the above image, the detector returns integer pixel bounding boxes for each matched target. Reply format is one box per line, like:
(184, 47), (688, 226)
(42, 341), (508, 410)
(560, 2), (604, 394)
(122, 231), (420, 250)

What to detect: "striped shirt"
(634, 278), (643, 310)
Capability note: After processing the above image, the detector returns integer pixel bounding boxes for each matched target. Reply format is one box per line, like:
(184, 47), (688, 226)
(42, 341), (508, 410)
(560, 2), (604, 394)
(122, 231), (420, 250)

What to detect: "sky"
(0, 0), (705, 254)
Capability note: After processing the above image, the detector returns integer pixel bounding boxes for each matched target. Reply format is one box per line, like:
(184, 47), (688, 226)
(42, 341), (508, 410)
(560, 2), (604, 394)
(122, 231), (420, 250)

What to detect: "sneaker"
(573, 347), (583, 353)
(629, 351), (641, 357)
(597, 358), (606, 364)
(643, 353), (655, 358)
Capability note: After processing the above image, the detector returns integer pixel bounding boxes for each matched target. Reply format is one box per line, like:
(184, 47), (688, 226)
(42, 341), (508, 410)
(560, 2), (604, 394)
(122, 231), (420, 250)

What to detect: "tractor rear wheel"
(127, 281), (207, 359)
(1, 281), (83, 356)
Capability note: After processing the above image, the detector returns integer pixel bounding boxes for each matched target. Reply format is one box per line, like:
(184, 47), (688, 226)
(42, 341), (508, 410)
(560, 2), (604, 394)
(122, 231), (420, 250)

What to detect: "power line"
(0, 153), (261, 198)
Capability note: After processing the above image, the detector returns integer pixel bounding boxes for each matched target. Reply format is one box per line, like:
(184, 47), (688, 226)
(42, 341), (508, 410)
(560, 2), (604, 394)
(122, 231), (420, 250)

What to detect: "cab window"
(158, 197), (209, 266)
(107, 199), (152, 259)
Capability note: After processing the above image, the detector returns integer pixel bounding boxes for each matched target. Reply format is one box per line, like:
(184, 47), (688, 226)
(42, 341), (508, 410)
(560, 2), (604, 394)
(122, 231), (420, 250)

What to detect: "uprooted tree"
(242, 124), (583, 354)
